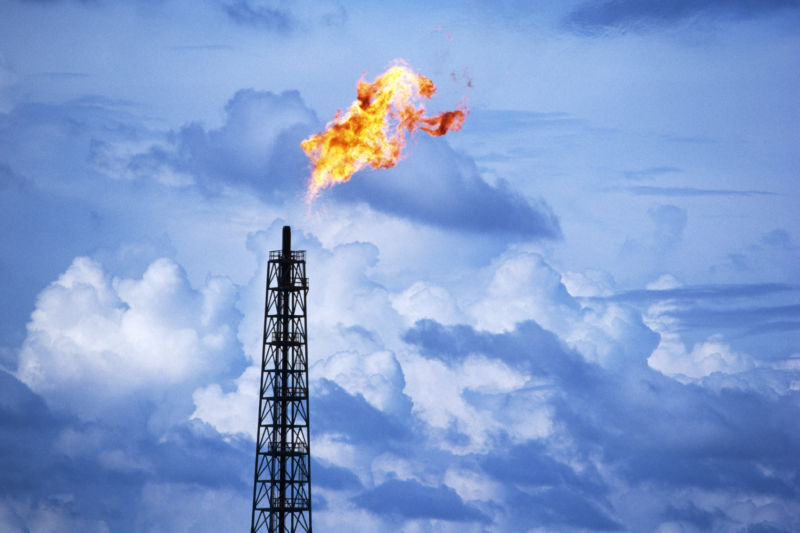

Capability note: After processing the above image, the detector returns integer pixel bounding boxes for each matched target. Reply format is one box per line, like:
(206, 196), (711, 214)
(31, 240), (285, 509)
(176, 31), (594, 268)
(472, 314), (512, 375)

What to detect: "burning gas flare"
(301, 61), (468, 200)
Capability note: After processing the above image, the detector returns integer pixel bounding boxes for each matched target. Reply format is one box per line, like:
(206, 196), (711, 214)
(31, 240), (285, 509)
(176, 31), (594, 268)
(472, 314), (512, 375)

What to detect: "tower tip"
(282, 226), (291, 256)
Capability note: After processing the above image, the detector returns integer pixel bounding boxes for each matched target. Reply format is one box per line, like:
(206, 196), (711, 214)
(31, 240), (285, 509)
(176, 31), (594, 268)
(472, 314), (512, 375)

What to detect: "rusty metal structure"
(251, 226), (312, 533)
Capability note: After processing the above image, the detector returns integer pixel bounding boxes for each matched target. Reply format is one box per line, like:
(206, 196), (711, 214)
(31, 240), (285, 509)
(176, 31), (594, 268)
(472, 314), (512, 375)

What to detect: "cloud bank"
(566, 0), (800, 33)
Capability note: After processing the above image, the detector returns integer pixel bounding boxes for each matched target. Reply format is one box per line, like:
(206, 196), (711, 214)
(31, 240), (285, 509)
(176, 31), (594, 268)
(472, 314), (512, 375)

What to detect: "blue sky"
(1, 1), (798, 531)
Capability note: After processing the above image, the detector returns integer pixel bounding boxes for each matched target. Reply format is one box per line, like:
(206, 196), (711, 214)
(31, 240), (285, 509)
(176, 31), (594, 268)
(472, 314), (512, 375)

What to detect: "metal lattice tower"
(251, 226), (312, 533)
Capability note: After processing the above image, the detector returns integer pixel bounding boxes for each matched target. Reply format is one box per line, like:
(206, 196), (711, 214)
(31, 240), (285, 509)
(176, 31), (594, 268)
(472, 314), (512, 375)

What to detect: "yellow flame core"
(301, 63), (467, 200)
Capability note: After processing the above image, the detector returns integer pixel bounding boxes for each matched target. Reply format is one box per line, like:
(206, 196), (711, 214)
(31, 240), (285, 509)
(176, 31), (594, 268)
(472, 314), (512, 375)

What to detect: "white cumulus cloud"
(17, 256), (243, 425)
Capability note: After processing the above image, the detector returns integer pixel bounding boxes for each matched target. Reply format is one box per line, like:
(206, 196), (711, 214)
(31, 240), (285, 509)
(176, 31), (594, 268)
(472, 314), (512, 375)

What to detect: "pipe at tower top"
(282, 226), (291, 257)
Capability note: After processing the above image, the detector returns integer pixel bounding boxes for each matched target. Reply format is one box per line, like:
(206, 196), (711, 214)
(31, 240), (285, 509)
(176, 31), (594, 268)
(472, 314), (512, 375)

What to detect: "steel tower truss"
(251, 226), (312, 533)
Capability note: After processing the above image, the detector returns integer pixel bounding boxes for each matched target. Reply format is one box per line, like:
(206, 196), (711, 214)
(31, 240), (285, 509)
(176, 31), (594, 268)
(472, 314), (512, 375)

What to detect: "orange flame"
(301, 62), (468, 200)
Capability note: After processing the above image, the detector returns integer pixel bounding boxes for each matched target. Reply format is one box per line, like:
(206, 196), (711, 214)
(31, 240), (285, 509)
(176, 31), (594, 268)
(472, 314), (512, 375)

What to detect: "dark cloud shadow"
(745, 522), (792, 533)
(311, 459), (363, 491)
(565, 0), (800, 33)
(599, 283), (797, 304)
(312, 378), (411, 446)
(479, 440), (607, 496)
(662, 502), (727, 530)
(622, 166), (682, 181)
(0, 370), (251, 531)
(625, 185), (776, 197)
(221, 1), (294, 32)
(404, 319), (598, 384)
(326, 135), (561, 240)
(667, 303), (800, 330)
(352, 478), (489, 523)
(507, 487), (623, 531)
(0, 370), (61, 494)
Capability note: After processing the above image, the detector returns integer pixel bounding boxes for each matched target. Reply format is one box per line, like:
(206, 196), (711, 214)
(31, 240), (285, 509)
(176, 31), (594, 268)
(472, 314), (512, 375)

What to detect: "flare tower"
(251, 226), (312, 533)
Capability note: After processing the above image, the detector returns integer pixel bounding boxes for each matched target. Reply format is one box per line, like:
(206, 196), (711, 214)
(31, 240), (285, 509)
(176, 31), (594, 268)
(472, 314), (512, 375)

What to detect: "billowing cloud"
(404, 318), (800, 530)
(17, 256), (245, 425)
(463, 251), (659, 369)
(390, 281), (468, 326)
(7, 220), (800, 531)
(124, 89), (319, 201)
